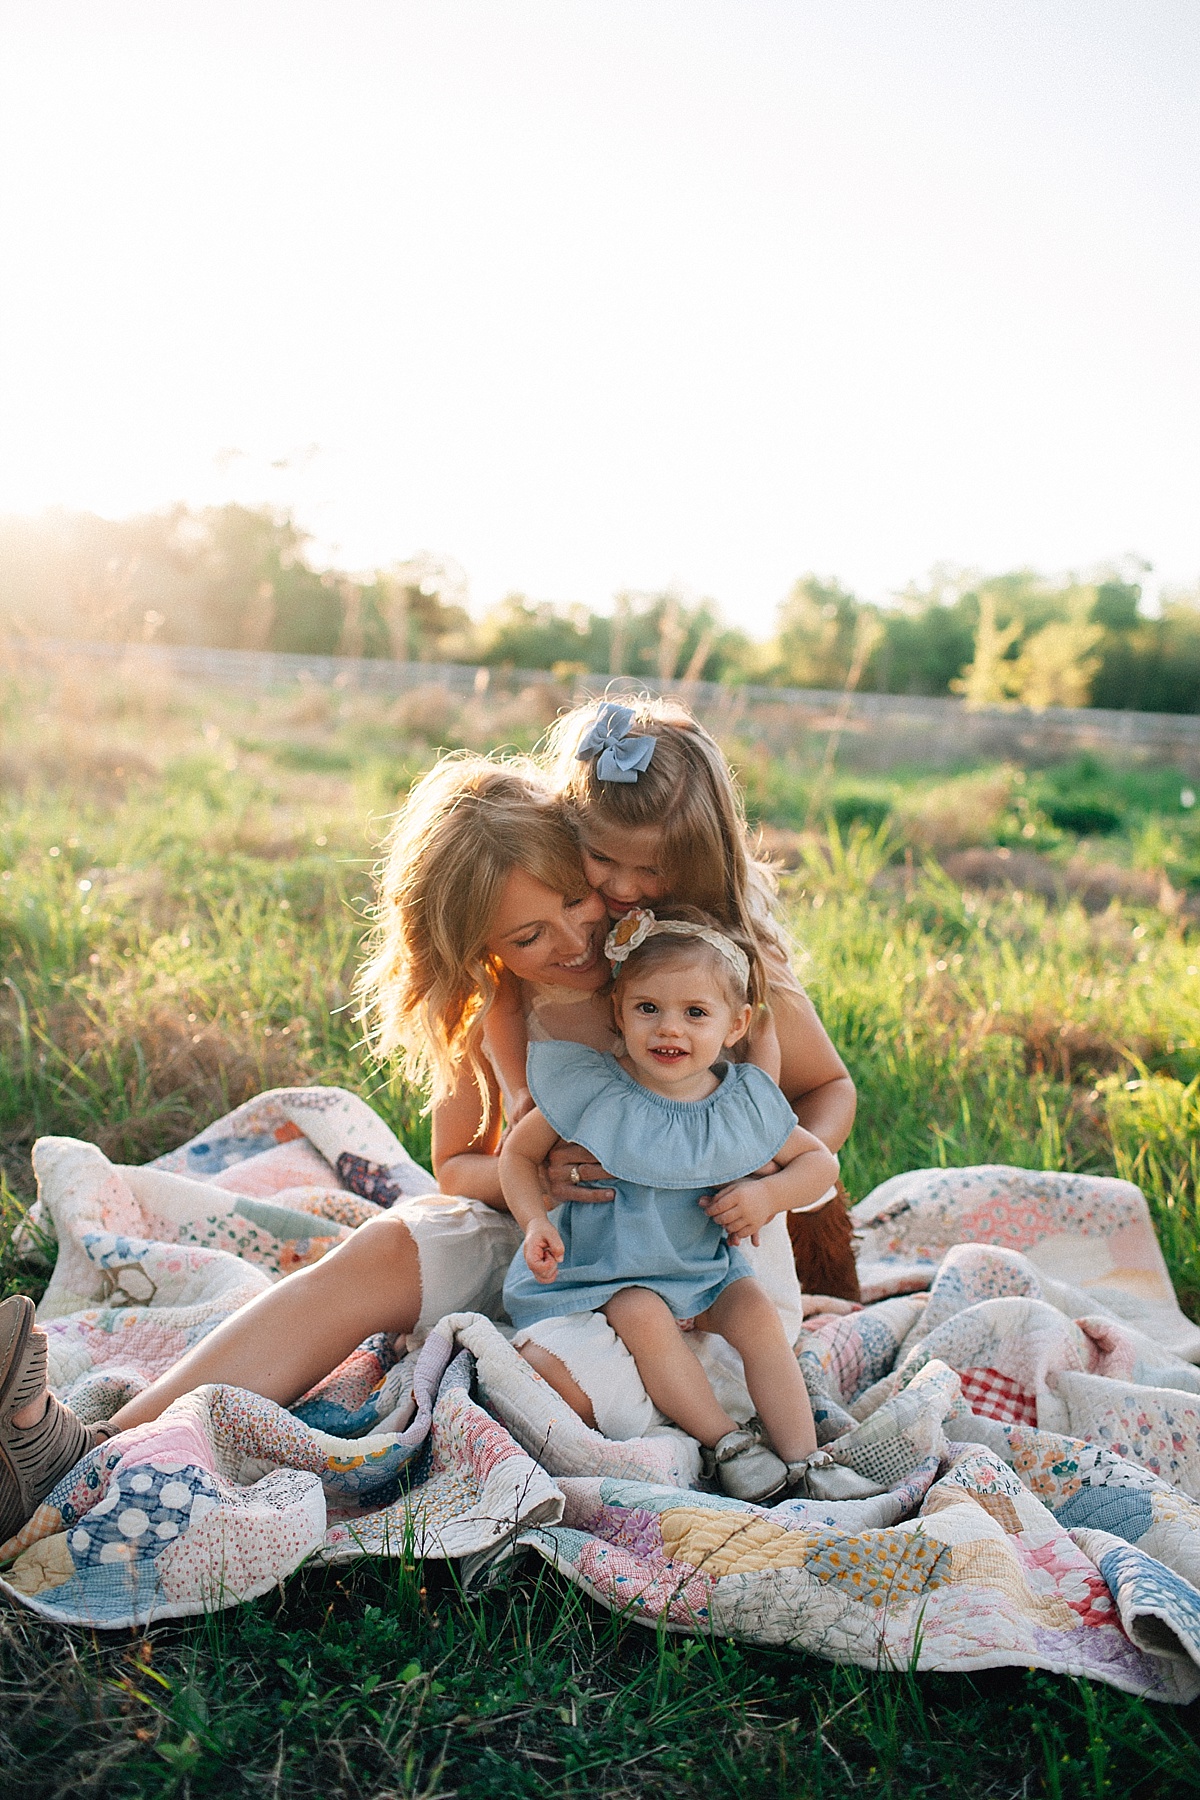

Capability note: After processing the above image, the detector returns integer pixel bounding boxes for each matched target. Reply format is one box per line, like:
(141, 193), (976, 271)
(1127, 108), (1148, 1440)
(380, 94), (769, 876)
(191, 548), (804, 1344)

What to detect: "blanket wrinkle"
(4, 1088), (1200, 1703)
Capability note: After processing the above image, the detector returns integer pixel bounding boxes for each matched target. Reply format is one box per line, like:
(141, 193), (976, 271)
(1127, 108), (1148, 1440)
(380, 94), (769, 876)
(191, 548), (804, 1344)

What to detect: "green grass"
(3, 658), (1200, 1796)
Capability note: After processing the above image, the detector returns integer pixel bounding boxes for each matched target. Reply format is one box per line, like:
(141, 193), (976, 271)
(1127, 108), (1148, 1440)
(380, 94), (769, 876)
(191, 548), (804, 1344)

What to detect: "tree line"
(2, 502), (1198, 713)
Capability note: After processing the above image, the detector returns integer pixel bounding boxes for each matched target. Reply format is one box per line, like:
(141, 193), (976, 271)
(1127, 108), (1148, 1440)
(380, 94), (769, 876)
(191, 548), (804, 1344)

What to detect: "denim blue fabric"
(503, 1042), (796, 1327)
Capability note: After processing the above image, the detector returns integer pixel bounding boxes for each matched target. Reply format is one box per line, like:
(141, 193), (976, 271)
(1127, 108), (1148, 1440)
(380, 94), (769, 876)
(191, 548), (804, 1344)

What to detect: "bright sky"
(1, 1), (1198, 633)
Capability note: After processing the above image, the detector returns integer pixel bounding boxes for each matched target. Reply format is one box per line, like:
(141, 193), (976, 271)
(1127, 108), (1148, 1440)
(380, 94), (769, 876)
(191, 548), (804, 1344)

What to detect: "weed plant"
(2, 659), (1200, 1795)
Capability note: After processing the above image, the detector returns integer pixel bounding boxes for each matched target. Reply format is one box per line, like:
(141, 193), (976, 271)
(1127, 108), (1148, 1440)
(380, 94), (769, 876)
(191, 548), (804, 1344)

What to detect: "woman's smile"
(488, 871), (610, 989)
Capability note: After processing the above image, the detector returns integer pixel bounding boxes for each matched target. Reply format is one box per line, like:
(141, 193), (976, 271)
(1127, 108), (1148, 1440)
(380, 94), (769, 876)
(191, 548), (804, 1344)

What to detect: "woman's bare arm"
(772, 987), (856, 1152)
(431, 1053), (508, 1206)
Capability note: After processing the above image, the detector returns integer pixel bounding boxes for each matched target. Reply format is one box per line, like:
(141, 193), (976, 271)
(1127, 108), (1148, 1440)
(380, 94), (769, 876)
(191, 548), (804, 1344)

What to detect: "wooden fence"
(13, 635), (1200, 772)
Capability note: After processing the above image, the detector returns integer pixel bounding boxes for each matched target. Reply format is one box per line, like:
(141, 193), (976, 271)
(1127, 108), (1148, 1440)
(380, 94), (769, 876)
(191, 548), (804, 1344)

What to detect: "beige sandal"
(0, 1295), (101, 1544)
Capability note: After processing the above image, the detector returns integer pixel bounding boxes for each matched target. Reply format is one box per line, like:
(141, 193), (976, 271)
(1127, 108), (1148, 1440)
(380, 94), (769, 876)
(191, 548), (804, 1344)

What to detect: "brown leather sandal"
(0, 1295), (99, 1544)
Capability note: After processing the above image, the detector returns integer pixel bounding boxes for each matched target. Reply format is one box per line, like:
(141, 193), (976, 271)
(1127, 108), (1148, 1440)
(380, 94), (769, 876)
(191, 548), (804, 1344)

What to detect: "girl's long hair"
(544, 696), (794, 970)
(356, 753), (590, 1111)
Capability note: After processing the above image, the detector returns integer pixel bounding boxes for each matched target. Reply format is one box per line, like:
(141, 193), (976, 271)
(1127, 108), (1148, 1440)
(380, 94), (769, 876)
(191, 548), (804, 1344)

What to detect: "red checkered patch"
(958, 1366), (1038, 1426)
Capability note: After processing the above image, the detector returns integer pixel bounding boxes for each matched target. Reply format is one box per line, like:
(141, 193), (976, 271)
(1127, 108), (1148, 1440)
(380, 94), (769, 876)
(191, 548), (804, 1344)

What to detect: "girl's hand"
(524, 1220), (565, 1283)
(700, 1180), (778, 1247)
(801, 1293), (863, 1318)
(506, 1087), (535, 1127)
(542, 1140), (616, 1205)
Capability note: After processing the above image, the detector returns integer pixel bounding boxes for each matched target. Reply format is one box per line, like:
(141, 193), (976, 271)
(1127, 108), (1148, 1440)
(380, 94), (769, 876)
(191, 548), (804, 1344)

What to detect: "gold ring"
(570, 1165), (582, 1185)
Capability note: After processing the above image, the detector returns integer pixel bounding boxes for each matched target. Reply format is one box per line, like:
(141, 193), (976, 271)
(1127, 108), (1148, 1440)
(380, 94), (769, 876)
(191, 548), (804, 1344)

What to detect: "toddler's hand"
(700, 1179), (776, 1248)
(507, 1087), (535, 1127)
(524, 1220), (565, 1284)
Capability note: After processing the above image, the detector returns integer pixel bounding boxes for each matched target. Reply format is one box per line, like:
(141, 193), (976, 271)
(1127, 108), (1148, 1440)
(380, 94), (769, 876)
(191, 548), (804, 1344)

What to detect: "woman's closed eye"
(512, 927), (543, 949)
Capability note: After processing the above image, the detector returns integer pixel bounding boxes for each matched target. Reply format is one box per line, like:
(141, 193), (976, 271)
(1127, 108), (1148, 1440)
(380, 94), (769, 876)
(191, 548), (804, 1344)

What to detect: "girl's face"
(486, 870), (610, 990)
(616, 954), (751, 1095)
(578, 819), (669, 916)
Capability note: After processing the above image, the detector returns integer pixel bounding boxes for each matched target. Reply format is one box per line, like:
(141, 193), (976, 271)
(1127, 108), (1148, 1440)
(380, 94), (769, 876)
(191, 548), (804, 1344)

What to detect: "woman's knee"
(334, 1212), (420, 1276)
(294, 1213), (422, 1332)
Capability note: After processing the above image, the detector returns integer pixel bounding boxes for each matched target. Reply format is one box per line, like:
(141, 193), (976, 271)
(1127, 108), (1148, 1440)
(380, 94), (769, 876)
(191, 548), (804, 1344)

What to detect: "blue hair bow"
(575, 703), (656, 784)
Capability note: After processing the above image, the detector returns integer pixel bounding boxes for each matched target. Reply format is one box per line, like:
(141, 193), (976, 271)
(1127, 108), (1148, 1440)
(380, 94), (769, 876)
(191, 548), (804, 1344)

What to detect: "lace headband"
(575, 702), (656, 784)
(604, 908), (751, 994)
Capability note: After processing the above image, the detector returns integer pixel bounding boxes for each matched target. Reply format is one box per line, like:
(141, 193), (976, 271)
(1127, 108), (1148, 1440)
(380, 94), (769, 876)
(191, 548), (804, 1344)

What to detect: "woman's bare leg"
(105, 1213), (423, 1432)
(517, 1343), (597, 1429)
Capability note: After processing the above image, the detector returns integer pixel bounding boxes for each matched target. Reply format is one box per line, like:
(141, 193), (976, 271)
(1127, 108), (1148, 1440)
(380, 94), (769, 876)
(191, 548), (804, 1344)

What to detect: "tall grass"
(2, 659), (1200, 1795)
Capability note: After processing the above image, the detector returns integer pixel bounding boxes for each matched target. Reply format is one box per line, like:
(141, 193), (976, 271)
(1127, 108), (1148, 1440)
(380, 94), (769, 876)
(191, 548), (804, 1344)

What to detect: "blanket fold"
(5, 1088), (1200, 1706)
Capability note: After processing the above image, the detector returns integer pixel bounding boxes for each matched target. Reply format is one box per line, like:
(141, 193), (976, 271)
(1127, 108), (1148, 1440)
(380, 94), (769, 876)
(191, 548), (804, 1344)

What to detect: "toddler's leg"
(602, 1288), (737, 1448)
(698, 1279), (817, 1463)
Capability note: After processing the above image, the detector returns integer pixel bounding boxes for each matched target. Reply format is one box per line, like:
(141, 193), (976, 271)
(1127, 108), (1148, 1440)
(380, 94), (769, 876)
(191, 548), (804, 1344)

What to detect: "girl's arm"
(482, 967), (534, 1123)
(771, 986), (857, 1152)
(703, 1125), (839, 1247)
(500, 1108), (566, 1281)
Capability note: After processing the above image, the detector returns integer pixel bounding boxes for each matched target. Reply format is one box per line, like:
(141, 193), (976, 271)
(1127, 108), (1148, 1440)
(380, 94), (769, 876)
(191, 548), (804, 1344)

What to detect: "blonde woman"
(0, 745), (854, 1535)
(0, 756), (614, 1540)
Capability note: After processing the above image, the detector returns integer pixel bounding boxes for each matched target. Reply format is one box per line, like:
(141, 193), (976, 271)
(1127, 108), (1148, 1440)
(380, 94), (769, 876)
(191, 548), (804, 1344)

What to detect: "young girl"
(532, 696), (861, 1300)
(500, 909), (835, 1501)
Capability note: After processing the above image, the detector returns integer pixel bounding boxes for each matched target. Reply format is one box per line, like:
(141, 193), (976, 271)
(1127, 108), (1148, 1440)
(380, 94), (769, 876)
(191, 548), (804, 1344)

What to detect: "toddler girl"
(500, 908), (837, 1501)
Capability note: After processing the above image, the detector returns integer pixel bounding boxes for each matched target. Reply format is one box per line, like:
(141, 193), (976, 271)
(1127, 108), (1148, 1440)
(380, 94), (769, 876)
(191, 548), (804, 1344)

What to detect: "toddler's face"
(616, 954), (751, 1091)
(578, 820), (669, 915)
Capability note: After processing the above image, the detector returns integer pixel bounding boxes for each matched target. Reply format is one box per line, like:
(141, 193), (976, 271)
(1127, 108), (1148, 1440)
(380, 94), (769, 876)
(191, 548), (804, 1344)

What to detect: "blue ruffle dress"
(502, 1040), (798, 1329)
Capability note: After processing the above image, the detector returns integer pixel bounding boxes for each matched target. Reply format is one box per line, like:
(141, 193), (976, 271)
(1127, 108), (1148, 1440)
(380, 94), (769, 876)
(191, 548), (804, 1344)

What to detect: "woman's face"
(486, 869), (610, 989)
(577, 819), (669, 916)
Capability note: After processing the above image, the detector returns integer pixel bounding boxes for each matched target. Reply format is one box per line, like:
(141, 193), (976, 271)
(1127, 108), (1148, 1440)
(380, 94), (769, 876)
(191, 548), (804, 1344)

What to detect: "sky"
(0, 1), (1198, 634)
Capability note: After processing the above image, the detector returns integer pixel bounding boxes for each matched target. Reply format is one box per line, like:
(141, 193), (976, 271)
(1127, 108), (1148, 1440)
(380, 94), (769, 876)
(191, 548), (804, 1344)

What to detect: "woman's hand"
(523, 1219), (565, 1284)
(802, 1293), (863, 1318)
(700, 1179), (779, 1248)
(542, 1140), (616, 1205)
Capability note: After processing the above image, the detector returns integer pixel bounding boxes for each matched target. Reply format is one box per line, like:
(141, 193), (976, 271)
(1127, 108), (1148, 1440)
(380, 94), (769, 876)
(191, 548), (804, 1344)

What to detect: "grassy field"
(3, 651), (1200, 1797)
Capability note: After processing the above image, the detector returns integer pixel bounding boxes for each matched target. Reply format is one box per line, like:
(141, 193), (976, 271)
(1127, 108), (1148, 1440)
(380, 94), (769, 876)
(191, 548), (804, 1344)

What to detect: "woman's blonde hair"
(544, 696), (793, 969)
(356, 753), (590, 1109)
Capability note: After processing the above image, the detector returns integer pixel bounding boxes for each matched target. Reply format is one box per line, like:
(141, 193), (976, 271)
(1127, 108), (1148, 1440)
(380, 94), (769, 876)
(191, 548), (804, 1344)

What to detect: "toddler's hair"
(356, 753), (589, 1109)
(544, 696), (793, 970)
(610, 906), (767, 1021)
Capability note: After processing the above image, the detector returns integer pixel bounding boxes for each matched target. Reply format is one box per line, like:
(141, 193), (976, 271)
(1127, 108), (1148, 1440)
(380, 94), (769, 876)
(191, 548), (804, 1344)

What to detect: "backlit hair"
(544, 695), (794, 971)
(356, 753), (590, 1110)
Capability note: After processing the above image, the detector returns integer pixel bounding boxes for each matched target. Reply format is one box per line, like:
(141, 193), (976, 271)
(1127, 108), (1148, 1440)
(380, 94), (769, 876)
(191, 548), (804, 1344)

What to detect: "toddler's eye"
(686, 1006), (709, 1018)
(635, 1002), (658, 1015)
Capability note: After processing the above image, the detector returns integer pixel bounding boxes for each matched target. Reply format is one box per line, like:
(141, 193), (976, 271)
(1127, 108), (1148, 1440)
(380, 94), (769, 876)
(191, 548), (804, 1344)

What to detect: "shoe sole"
(0, 1296), (36, 1428)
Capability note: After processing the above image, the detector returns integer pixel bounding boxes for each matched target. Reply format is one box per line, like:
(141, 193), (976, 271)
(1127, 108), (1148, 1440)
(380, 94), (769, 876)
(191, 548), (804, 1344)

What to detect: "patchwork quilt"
(4, 1087), (1200, 1706)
